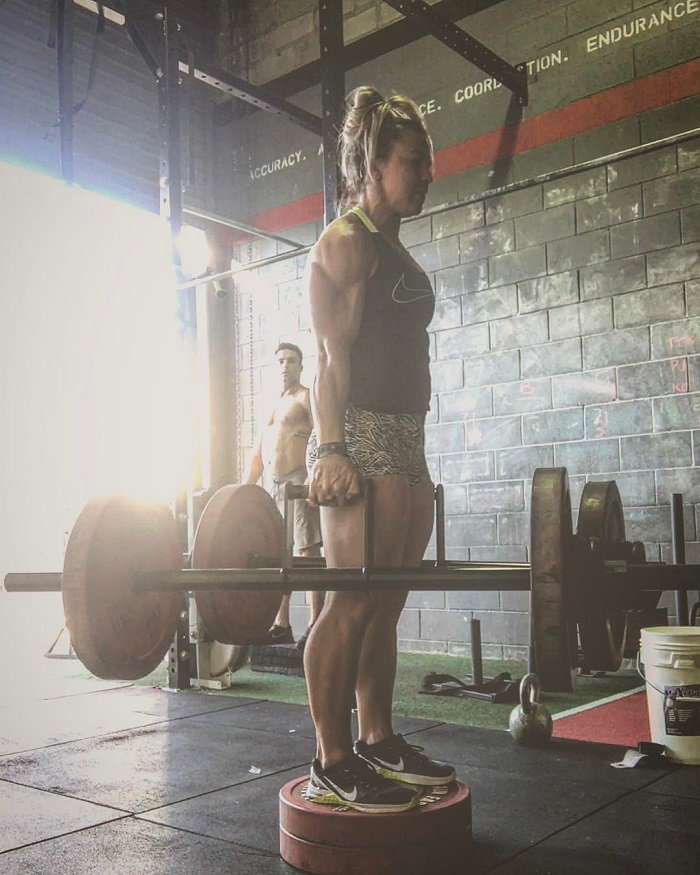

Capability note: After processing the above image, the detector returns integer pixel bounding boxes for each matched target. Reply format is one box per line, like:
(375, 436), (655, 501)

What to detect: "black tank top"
(347, 207), (434, 414)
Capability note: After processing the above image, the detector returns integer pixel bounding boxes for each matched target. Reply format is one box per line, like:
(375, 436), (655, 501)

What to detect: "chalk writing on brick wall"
(585, 0), (699, 52)
(454, 51), (565, 105)
(249, 150), (305, 181)
(593, 407), (609, 438)
(670, 358), (689, 393)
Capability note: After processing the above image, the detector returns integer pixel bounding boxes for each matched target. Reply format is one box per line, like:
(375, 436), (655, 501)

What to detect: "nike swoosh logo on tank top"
(391, 273), (433, 304)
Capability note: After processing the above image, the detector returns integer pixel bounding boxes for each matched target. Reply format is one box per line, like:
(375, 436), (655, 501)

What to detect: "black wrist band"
(317, 442), (348, 459)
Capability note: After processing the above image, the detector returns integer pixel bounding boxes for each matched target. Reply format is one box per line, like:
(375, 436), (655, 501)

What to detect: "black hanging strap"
(48, 1), (106, 117)
(72, 2), (106, 115)
(47, 0), (58, 48)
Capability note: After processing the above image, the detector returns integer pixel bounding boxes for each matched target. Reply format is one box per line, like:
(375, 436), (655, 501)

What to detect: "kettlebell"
(509, 673), (553, 746)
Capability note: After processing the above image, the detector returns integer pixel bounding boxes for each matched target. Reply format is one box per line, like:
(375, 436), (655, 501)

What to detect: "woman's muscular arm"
(305, 219), (376, 506)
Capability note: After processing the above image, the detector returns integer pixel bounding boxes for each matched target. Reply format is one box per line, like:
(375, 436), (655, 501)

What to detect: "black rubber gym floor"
(0, 684), (697, 874)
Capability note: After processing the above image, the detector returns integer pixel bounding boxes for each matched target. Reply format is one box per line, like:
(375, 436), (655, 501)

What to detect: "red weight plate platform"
(192, 484), (285, 645)
(62, 495), (182, 680)
(279, 777), (472, 875)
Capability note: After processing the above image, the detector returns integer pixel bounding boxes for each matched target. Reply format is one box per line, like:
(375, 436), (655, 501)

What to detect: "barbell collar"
(4, 572), (63, 592)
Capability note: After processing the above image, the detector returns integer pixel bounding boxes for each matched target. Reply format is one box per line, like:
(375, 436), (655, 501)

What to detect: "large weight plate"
(576, 481), (627, 672)
(62, 496), (182, 680)
(279, 777), (472, 875)
(193, 484), (285, 645)
(530, 467), (577, 692)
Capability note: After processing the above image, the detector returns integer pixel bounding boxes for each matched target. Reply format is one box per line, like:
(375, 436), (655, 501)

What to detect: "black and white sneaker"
(355, 734), (456, 786)
(304, 753), (419, 813)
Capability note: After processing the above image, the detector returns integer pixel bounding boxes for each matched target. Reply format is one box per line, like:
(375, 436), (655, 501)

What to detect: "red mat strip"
(553, 690), (651, 748)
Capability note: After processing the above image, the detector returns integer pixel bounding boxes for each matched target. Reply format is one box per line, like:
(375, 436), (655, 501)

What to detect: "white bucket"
(639, 627), (700, 765)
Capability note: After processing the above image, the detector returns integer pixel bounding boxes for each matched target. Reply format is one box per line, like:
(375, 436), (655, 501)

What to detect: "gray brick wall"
(235, 131), (700, 659)
(228, 1), (700, 660)
(239, 132), (700, 656)
(424, 140), (699, 654)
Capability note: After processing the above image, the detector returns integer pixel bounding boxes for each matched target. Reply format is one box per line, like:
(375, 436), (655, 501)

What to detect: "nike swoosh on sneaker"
(324, 778), (358, 802)
(373, 755), (405, 771)
(391, 274), (433, 304)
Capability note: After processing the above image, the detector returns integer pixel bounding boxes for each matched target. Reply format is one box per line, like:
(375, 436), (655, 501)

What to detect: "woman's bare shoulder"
(309, 213), (377, 284)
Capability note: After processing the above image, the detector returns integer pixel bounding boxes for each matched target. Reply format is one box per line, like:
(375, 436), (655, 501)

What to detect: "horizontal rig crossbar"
(181, 61), (323, 136)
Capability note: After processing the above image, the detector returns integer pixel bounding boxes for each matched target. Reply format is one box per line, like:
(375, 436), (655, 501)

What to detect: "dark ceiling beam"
(319, 0), (345, 226)
(77, 0), (322, 133)
(383, 0), (526, 103)
(77, 1), (521, 130)
(259, 0), (510, 99)
(120, 1), (323, 134)
(182, 61), (322, 135)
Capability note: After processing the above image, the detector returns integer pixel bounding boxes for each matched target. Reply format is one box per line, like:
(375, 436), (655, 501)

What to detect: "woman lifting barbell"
(302, 86), (455, 814)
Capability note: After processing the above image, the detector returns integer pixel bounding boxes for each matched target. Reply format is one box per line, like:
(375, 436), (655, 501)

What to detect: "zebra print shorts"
(307, 405), (431, 486)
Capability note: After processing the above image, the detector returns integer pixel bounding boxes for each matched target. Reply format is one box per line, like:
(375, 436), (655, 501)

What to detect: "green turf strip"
(116, 652), (643, 732)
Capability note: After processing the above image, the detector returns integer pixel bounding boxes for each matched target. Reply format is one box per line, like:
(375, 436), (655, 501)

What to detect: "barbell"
(4, 468), (698, 691)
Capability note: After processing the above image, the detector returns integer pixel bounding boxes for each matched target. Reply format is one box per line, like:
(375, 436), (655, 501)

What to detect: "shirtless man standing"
(244, 343), (323, 647)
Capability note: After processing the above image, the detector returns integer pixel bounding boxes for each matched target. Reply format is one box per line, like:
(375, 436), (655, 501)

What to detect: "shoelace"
(325, 757), (394, 791)
(384, 735), (431, 762)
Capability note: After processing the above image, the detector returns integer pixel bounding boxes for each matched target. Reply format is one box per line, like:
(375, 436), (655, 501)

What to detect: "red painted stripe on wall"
(249, 57), (700, 235)
(253, 192), (323, 234)
(434, 56), (700, 180)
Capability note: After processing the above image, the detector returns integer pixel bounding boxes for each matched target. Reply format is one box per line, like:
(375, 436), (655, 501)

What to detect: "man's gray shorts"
(264, 467), (322, 551)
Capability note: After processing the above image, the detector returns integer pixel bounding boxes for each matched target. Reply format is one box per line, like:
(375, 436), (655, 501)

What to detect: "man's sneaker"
(355, 734), (456, 786)
(304, 753), (419, 813)
(263, 624), (294, 645)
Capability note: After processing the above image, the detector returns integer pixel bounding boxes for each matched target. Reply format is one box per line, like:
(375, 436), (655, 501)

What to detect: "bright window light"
(178, 224), (211, 278)
(0, 162), (194, 576)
